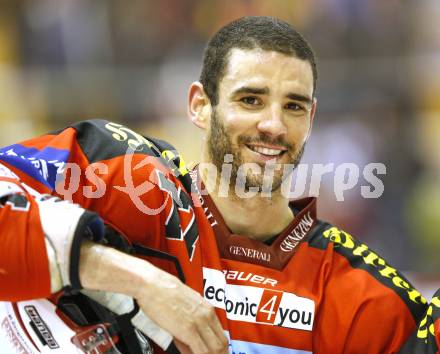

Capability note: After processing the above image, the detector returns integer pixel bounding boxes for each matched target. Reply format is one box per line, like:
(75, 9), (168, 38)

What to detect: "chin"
(241, 171), (284, 193)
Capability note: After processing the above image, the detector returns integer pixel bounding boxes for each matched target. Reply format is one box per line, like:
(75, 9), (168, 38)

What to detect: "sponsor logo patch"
(280, 211), (314, 252)
(24, 305), (59, 349)
(0, 145), (69, 189)
(228, 246), (271, 263)
(322, 227), (426, 306)
(223, 270), (278, 287)
(1, 316), (32, 354)
(203, 268), (314, 331)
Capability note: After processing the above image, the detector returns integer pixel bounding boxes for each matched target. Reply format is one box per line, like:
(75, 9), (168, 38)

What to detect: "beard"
(207, 108), (305, 193)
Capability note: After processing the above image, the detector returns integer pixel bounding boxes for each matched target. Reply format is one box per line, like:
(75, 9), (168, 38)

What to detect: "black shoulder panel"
(398, 290), (440, 353)
(69, 119), (194, 196)
(308, 223), (428, 322)
(70, 119), (163, 163)
(305, 220), (333, 250)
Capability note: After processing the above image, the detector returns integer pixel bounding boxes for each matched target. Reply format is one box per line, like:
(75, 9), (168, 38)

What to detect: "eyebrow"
(286, 93), (313, 105)
(232, 86), (269, 96)
(232, 86), (313, 105)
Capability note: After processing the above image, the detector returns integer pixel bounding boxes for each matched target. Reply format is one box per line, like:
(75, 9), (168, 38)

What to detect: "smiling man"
(184, 17), (427, 353)
(191, 43), (316, 240)
(0, 16), (436, 354)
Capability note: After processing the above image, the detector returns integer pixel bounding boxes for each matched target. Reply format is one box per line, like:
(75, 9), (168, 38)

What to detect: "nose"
(256, 105), (287, 139)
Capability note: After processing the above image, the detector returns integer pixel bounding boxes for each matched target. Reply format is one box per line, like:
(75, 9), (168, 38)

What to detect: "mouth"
(245, 144), (287, 159)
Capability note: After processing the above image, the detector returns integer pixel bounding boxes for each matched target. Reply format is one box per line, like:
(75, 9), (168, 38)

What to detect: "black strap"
(166, 341), (181, 354)
(131, 243), (186, 284)
(114, 300), (145, 354)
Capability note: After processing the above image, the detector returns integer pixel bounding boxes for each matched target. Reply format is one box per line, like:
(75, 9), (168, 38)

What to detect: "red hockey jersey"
(0, 119), (434, 353)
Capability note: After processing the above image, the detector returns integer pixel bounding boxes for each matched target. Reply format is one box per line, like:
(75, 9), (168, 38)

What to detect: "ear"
(305, 98), (317, 142)
(187, 81), (211, 130)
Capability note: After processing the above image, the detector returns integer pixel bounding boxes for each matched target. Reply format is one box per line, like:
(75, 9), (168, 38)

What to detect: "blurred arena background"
(0, 0), (439, 297)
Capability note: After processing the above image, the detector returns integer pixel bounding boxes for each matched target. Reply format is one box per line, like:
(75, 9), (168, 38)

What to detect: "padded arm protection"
(0, 162), (104, 296)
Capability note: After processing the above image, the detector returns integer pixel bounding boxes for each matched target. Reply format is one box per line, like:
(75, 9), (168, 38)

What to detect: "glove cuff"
(69, 210), (105, 290)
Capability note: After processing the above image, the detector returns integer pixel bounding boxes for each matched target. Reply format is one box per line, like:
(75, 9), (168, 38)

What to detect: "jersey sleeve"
(0, 164), (51, 301)
(398, 289), (440, 354)
(63, 120), (192, 250)
(62, 120), (199, 280)
(0, 133), (104, 301)
(0, 120), (198, 276)
(309, 226), (428, 354)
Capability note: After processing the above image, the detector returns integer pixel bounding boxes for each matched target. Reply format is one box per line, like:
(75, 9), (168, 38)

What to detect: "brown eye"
(241, 96), (260, 105)
(285, 102), (302, 111)
(285, 102), (309, 116)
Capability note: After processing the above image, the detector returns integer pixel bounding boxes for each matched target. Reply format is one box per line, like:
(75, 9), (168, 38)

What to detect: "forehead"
(220, 48), (314, 97)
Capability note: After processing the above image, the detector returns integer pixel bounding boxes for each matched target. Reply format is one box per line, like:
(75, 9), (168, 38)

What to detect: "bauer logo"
(203, 268), (314, 331)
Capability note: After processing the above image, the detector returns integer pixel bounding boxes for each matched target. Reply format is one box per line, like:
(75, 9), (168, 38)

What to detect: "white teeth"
(249, 146), (283, 156)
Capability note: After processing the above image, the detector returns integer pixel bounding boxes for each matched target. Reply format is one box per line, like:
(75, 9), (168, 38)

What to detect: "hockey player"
(0, 16), (438, 354)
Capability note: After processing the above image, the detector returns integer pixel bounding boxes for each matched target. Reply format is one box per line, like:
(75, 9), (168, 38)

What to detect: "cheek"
(287, 120), (311, 145)
(221, 110), (256, 136)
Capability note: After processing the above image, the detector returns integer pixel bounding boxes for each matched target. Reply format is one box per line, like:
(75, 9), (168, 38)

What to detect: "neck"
(199, 164), (294, 241)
